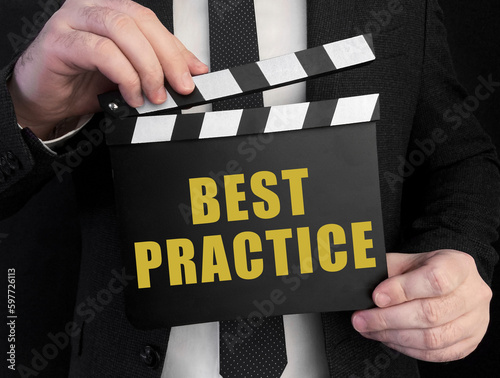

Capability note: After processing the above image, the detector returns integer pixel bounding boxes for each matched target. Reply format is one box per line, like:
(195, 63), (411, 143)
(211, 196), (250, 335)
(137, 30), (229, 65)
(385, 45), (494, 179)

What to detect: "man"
(1, 0), (498, 376)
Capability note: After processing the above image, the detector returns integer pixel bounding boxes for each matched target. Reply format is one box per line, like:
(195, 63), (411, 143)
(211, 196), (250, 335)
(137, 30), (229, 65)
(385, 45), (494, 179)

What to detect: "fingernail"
(375, 293), (391, 307)
(155, 87), (167, 103)
(353, 315), (367, 332)
(135, 95), (144, 107)
(182, 72), (194, 91)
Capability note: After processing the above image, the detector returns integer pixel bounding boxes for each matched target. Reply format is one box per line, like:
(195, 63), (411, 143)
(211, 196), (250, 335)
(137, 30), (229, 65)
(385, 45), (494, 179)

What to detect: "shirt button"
(139, 345), (161, 369)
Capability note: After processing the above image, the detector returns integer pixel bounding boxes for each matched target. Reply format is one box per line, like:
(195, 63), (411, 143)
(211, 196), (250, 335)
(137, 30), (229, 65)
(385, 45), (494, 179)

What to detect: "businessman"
(1, 0), (499, 376)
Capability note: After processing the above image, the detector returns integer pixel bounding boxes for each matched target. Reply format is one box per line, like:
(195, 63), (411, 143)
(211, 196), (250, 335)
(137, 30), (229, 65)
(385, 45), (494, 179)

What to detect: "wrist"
(7, 74), (65, 140)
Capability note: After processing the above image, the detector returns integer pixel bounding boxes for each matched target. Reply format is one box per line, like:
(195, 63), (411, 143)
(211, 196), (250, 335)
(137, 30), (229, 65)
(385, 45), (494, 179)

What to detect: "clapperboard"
(100, 34), (387, 329)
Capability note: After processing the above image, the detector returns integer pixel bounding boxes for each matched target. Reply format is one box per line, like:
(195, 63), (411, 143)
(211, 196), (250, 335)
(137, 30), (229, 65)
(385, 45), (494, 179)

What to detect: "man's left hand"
(352, 250), (492, 362)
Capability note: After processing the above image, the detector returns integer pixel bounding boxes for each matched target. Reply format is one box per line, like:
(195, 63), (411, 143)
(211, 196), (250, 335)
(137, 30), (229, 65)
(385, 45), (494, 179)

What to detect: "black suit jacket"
(1, 1), (499, 377)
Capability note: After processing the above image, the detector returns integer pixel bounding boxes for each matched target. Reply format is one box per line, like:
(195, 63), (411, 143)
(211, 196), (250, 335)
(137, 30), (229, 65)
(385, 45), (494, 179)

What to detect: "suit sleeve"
(0, 57), (57, 219)
(399, 0), (500, 283)
(0, 56), (95, 220)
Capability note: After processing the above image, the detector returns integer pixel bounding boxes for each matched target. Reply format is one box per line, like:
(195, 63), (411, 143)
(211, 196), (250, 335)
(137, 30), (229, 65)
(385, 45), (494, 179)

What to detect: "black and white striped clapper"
(99, 34), (375, 117)
(106, 94), (380, 146)
(103, 34), (386, 329)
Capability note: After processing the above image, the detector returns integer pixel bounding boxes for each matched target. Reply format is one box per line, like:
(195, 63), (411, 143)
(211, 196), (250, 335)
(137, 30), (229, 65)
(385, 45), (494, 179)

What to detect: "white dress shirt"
(163, 1), (329, 377)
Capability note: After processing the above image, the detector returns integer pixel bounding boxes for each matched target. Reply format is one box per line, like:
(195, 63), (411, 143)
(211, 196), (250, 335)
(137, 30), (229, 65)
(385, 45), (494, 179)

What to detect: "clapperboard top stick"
(99, 34), (375, 118)
(106, 94), (380, 146)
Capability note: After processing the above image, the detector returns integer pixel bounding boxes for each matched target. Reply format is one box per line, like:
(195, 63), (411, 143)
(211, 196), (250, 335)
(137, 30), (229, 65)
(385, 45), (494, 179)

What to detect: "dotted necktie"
(208, 1), (287, 377)
(208, 0), (263, 111)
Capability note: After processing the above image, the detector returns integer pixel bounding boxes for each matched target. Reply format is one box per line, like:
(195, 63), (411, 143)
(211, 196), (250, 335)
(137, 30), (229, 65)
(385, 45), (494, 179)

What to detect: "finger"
(172, 36), (209, 75)
(54, 29), (144, 107)
(359, 310), (487, 351)
(117, 1), (202, 94)
(352, 292), (470, 332)
(68, 5), (166, 104)
(374, 251), (469, 307)
(383, 336), (481, 362)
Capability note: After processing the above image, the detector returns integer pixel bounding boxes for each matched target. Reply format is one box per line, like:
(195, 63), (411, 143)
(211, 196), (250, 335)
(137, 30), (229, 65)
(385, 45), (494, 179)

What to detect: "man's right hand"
(7, 0), (208, 140)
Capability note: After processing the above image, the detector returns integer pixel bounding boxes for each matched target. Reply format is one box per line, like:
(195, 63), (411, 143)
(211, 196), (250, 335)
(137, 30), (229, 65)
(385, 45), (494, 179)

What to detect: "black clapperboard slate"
(100, 34), (388, 329)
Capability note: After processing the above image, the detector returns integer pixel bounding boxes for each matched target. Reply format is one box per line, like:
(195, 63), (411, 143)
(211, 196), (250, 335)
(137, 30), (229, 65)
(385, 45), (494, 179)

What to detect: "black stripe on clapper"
(171, 113), (205, 141)
(230, 63), (270, 93)
(363, 34), (375, 56)
(105, 117), (138, 146)
(303, 99), (338, 129)
(370, 97), (381, 121)
(237, 107), (272, 136)
(295, 46), (337, 76)
(165, 83), (206, 111)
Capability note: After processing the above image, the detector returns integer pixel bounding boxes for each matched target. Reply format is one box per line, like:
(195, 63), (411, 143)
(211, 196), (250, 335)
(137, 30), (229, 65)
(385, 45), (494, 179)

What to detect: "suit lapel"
(306, 0), (358, 103)
(307, 0), (357, 48)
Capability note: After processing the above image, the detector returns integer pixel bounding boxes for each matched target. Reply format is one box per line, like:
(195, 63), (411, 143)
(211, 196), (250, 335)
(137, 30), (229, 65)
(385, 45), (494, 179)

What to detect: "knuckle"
(480, 283), (493, 302)
(135, 6), (158, 23)
(44, 11), (66, 33)
(396, 280), (411, 301)
(93, 37), (114, 55)
(376, 312), (389, 331)
(450, 322), (465, 344)
(108, 12), (134, 33)
(141, 70), (164, 89)
(139, 64), (163, 81)
(422, 328), (443, 350)
(396, 331), (412, 346)
(123, 74), (141, 90)
(42, 14), (69, 44)
(81, 5), (111, 26)
(420, 300), (440, 326)
(426, 265), (450, 296)
(121, 74), (141, 90)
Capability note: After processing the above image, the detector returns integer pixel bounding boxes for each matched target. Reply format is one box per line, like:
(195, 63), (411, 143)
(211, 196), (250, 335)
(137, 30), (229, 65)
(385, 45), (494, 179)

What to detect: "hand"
(351, 250), (492, 362)
(7, 0), (208, 140)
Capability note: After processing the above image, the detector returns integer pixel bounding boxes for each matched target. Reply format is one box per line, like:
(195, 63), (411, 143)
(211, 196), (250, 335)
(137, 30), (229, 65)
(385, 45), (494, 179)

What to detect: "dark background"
(1, 0), (499, 376)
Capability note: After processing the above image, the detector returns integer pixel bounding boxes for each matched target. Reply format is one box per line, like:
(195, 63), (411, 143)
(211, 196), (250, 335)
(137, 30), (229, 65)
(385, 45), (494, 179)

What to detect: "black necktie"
(208, 1), (287, 377)
(208, 0), (264, 111)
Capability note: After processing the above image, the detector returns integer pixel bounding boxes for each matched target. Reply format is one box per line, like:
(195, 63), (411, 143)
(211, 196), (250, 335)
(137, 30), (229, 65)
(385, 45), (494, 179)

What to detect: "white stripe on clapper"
(257, 53), (308, 86)
(199, 109), (244, 139)
(331, 94), (379, 125)
(136, 88), (178, 115)
(264, 102), (310, 133)
(131, 115), (177, 143)
(323, 35), (375, 69)
(194, 69), (243, 101)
